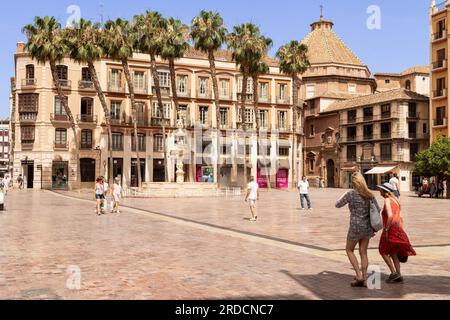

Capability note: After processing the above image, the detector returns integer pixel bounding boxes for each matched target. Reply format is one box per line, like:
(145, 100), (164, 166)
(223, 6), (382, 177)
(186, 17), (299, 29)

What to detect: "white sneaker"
(250, 218), (257, 222)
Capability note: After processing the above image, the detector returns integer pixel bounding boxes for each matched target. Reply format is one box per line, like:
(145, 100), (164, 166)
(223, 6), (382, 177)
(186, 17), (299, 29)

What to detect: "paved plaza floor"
(0, 188), (449, 300)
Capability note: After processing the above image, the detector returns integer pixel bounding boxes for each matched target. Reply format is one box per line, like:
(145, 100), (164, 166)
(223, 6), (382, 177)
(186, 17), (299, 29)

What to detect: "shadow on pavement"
(281, 270), (450, 300)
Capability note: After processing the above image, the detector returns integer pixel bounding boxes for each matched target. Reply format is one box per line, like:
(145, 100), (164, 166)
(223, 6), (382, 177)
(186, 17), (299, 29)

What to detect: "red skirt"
(379, 223), (416, 258)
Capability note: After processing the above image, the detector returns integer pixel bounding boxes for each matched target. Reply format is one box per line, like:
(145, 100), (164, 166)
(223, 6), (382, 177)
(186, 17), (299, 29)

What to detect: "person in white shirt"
(111, 177), (123, 214)
(245, 176), (260, 222)
(3, 175), (10, 195)
(102, 177), (110, 213)
(298, 176), (313, 211)
(389, 174), (400, 198)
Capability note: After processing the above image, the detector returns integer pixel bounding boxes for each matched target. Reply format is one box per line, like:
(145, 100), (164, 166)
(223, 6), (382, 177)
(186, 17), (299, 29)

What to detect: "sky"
(0, 0), (431, 118)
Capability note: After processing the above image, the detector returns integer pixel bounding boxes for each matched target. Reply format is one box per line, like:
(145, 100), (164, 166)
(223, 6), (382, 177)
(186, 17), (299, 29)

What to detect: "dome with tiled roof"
(302, 16), (364, 66)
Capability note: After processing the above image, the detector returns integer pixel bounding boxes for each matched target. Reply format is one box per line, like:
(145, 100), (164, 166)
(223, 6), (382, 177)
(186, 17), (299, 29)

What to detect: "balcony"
(108, 83), (125, 93)
(237, 93), (254, 102)
(136, 119), (148, 127)
(110, 117), (125, 126)
(151, 118), (171, 127)
(277, 126), (292, 133)
(197, 90), (212, 99)
(219, 93), (233, 101)
(432, 59), (447, 71)
(77, 114), (98, 124)
(80, 143), (93, 150)
(50, 113), (69, 123)
(433, 118), (448, 127)
(276, 97), (290, 105)
(346, 136), (357, 142)
(380, 132), (392, 139)
(21, 78), (37, 88)
(380, 154), (392, 161)
(433, 88), (447, 99)
(152, 87), (171, 96)
(381, 112), (391, 120)
(54, 142), (69, 150)
(21, 142), (34, 151)
(407, 112), (420, 119)
(363, 134), (374, 141)
(134, 87), (148, 95)
(57, 79), (72, 89)
(432, 30), (447, 42)
(258, 96), (270, 103)
(19, 112), (37, 123)
(177, 89), (191, 98)
(78, 80), (95, 91)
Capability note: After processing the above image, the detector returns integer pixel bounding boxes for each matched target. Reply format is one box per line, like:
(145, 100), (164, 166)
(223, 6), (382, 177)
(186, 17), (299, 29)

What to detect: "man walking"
(245, 176), (259, 222)
(298, 176), (313, 211)
(389, 173), (400, 198)
(17, 174), (24, 190)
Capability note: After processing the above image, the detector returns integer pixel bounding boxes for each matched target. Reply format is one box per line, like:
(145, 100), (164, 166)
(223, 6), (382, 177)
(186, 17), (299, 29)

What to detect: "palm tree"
(23, 16), (81, 189)
(102, 18), (142, 189)
(63, 18), (114, 185)
(277, 41), (310, 184)
(191, 10), (227, 186)
(227, 23), (272, 186)
(160, 18), (190, 123)
(133, 11), (168, 182)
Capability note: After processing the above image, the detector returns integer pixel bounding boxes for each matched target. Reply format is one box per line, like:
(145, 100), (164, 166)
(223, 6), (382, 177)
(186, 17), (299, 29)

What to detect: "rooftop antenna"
(99, 0), (104, 24)
(320, 5), (324, 20)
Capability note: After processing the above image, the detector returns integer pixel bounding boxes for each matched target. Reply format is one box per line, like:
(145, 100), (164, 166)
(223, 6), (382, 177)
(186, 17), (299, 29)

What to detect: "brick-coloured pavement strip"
(0, 189), (449, 300)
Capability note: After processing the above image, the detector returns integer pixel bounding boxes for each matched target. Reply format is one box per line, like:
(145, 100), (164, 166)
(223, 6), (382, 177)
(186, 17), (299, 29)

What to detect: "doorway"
(131, 159), (146, 187)
(112, 158), (123, 183)
(153, 159), (165, 182)
(22, 161), (35, 189)
(327, 159), (335, 188)
(52, 161), (68, 190)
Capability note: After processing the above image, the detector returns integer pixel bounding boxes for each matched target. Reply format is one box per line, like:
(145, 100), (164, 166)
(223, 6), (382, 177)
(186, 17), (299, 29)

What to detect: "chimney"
(16, 42), (26, 54)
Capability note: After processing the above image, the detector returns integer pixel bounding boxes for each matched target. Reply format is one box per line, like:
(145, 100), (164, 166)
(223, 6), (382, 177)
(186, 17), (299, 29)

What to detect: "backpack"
(369, 199), (383, 232)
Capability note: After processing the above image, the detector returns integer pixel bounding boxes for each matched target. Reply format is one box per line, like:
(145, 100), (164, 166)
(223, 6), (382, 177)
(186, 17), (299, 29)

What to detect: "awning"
(278, 140), (291, 147)
(365, 166), (397, 175)
(341, 167), (357, 172)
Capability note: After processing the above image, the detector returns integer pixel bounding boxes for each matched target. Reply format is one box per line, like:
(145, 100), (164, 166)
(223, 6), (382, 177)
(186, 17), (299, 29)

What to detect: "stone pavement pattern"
(0, 189), (450, 300)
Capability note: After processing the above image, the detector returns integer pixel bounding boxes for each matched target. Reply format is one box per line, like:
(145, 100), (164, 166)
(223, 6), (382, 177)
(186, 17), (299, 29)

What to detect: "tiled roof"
(305, 91), (361, 101)
(324, 88), (429, 112)
(301, 18), (364, 66)
(374, 66), (431, 77)
(184, 48), (279, 67)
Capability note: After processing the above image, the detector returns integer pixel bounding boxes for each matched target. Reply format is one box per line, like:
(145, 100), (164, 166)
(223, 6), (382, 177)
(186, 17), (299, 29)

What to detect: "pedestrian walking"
(377, 183), (416, 284)
(336, 172), (381, 288)
(102, 177), (110, 213)
(94, 177), (105, 216)
(111, 177), (123, 214)
(298, 176), (312, 211)
(389, 173), (400, 198)
(17, 174), (24, 190)
(0, 174), (6, 211)
(3, 174), (10, 195)
(245, 176), (259, 222)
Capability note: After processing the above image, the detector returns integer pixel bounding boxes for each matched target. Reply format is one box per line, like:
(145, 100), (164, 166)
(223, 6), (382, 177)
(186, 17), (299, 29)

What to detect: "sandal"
(351, 279), (366, 288)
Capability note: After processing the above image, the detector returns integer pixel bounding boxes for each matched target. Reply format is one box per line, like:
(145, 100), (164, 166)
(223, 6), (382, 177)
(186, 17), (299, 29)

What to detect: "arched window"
(405, 80), (411, 90)
(26, 64), (35, 82)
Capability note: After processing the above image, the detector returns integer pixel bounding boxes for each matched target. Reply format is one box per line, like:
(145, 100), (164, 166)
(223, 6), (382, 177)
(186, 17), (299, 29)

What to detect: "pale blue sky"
(0, 0), (431, 118)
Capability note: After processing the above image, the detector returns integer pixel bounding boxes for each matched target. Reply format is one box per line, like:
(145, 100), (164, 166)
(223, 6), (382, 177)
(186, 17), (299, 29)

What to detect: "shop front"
(52, 161), (69, 190)
(196, 165), (215, 183)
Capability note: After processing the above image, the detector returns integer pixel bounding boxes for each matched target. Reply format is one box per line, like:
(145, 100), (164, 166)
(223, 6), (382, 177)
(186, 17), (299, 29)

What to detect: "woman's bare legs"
(346, 239), (363, 281)
(359, 238), (370, 281)
(391, 254), (401, 275)
(382, 255), (396, 274)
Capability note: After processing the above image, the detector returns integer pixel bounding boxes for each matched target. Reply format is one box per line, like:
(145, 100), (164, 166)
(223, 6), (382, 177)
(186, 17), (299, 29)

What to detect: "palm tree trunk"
(50, 61), (81, 190)
(169, 59), (180, 120)
(292, 74), (300, 189)
(150, 54), (168, 182)
(241, 70), (249, 187)
(208, 50), (221, 188)
(88, 61), (114, 186)
(122, 59), (142, 190)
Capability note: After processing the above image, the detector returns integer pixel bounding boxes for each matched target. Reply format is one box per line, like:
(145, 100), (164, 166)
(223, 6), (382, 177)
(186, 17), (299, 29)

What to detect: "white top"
(103, 182), (109, 193)
(113, 183), (122, 196)
(247, 182), (259, 200)
(95, 183), (104, 195)
(389, 177), (399, 191)
(298, 181), (309, 194)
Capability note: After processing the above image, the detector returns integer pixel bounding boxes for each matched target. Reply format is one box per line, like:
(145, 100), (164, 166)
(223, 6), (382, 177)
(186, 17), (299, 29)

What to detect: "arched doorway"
(327, 159), (335, 188)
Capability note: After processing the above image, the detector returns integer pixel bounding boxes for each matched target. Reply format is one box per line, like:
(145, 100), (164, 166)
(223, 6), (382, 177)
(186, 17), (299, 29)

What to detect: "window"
(54, 96), (68, 116)
(348, 110), (357, 123)
(410, 143), (419, 162)
(81, 98), (93, 115)
(219, 108), (228, 126)
(220, 79), (229, 98)
(348, 83), (357, 93)
(347, 127), (357, 142)
(279, 147), (290, 157)
(110, 101), (122, 121)
(278, 111), (287, 129)
(347, 145), (357, 161)
(158, 72), (170, 87)
(199, 106), (209, 125)
(245, 108), (254, 124)
(152, 102), (171, 119)
(56, 65), (68, 80)
(26, 64), (35, 81)
(199, 78), (208, 96)
(21, 126), (35, 142)
(306, 85), (315, 98)
(423, 123), (427, 134)
(55, 128), (67, 147)
(385, 79), (390, 84)
(381, 123), (391, 139)
(436, 77), (446, 96)
(133, 71), (146, 91)
(309, 159), (315, 172)
(380, 143), (392, 160)
(177, 105), (188, 125)
(278, 83), (288, 101)
(136, 102), (146, 125)
(81, 68), (92, 82)
(381, 104), (391, 118)
(18, 94), (39, 112)
(177, 75), (187, 94)
(259, 82), (269, 100)
(154, 135), (164, 152)
(405, 80), (411, 90)
(408, 122), (417, 139)
(238, 78), (253, 93)
(81, 130), (93, 149)
(436, 106), (446, 125)
(408, 103), (417, 117)
(132, 134), (146, 152)
(259, 110), (268, 128)
(363, 107), (373, 121)
(109, 69), (122, 88)
(310, 124), (315, 137)
(363, 125), (373, 140)
(112, 133), (124, 151)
